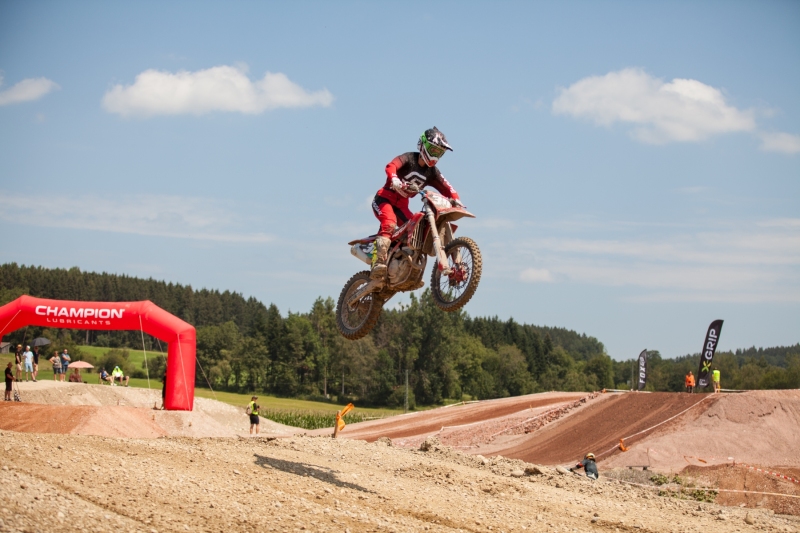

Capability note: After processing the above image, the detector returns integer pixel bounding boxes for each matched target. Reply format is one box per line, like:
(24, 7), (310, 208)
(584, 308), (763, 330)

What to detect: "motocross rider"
(370, 126), (463, 280)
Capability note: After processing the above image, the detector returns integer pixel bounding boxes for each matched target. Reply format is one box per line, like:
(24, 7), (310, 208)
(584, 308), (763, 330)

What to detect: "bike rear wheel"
(430, 237), (482, 312)
(336, 271), (385, 340)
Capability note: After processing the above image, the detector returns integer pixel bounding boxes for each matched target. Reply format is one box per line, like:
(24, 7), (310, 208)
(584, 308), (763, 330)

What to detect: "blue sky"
(1, 1), (798, 360)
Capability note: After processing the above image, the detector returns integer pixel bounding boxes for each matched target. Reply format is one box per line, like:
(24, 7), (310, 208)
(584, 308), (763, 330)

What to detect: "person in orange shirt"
(685, 371), (695, 393)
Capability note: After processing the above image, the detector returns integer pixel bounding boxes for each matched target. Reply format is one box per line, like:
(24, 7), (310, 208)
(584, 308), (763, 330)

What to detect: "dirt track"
(602, 390), (800, 472)
(0, 381), (297, 438)
(2, 384), (800, 531)
(2, 430), (797, 533)
(496, 392), (716, 465)
(320, 392), (586, 442)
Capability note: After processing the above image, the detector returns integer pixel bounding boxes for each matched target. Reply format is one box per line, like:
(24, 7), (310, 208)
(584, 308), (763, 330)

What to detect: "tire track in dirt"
(328, 392), (587, 442)
(497, 392), (718, 465)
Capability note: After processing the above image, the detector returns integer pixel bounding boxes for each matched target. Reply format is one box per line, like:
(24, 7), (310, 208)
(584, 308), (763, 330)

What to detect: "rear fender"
(347, 217), (415, 246)
(348, 235), (380, 246)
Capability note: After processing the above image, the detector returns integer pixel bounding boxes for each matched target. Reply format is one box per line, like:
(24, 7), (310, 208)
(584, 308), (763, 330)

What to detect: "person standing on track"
(246, 396), (260, 435)
(369, 127), (462, 280)
(712, 368), (721, 393)
(22, 346), (34, 382)
(685, 370), (695, 393)
(160, 368), (167, 410)
(32, 346), (40, 382)
(50, 350), (62, 380)
(570, 452), (599, 480)
(4, 362), (14, 401)
(60, 349), (70, 382)
(14, 345), (22, 381)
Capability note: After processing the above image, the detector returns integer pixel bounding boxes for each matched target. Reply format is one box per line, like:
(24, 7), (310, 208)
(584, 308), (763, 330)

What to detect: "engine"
(387, 253), (413, 285)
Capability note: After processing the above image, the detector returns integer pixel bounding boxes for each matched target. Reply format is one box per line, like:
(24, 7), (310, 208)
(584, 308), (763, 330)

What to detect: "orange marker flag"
(335, 403), (355, 432)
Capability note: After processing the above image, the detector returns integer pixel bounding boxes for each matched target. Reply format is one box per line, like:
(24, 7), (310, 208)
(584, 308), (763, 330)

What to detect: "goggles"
(421, 137), (447, 159)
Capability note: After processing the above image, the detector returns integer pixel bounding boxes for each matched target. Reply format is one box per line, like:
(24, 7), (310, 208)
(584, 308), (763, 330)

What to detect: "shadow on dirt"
(253, 454), (375, 493)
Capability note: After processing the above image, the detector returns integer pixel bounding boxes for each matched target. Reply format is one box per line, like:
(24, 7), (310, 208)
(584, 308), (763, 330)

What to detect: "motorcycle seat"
(347, 220), (410, 246)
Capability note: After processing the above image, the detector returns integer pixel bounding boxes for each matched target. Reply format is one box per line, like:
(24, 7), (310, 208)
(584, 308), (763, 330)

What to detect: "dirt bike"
(336, 189), (482, 340)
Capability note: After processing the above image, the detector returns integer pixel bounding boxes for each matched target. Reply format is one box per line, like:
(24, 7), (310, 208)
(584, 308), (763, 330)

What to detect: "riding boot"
(370, 236), (390, 280)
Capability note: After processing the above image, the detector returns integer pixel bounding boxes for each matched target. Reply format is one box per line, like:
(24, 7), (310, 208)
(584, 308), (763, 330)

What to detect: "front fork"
(426, 208), (452, 276)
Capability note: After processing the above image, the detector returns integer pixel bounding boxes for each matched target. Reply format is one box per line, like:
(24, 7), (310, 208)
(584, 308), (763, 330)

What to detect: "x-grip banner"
(0, 296), (196, 410)
(696, 319), (724, 389)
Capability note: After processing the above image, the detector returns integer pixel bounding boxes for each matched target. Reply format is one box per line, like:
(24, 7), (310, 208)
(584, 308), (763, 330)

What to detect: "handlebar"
(418, 189), (466, 209)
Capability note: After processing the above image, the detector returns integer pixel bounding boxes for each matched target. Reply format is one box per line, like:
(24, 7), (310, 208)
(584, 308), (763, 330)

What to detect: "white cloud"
(519, 268), (554, 283)
(533, 232), (800, 266)
(757, 218), (800, 228)
(0, 192), (273, 243)
(552, 68), (756, 144)
(102, 65), (334, 117)
(759, 132), (800, 154)
(511, 219), (800, 302)
(0, 74), (60, 106)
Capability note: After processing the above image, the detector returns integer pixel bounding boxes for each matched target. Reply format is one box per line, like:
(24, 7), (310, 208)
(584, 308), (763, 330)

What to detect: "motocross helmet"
(418, 126), (453, 166)
(585, 453), (595, 460)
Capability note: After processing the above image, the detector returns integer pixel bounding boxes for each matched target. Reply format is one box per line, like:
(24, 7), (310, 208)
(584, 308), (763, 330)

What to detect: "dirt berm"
(495, 392), (714, 464)
(0, 381), (297, 437)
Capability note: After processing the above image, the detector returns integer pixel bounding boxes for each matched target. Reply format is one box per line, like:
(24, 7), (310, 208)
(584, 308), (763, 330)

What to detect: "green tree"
(585, 354), (615, 389)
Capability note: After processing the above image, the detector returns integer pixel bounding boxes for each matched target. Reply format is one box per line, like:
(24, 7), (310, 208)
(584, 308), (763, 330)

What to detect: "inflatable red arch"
(0, 296), (195, 411)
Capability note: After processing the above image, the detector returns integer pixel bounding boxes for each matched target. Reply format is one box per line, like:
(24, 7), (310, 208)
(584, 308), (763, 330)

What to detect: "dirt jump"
(1, 382), (799, 532)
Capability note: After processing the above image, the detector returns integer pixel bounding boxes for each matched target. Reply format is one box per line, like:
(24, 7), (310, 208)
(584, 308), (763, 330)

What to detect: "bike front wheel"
(430, 237), (482, 312)
(336, 271), (385, 340)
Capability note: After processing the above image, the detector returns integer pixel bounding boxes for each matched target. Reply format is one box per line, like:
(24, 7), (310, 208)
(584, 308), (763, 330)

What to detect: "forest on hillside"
(1, 263), (798, 406)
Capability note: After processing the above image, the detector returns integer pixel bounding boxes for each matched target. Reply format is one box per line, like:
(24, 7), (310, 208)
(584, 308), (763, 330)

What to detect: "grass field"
(77, 344), (154, 368)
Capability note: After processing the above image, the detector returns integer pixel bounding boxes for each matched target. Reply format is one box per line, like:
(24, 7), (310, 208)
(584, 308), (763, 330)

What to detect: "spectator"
(712, 368), (721, 393)
(32, 346), (40, 381)
(68, 368), (83, 383)
(160, 369), (167, 410)
(4, 362), (14, 401)
(685, 371), (695, 393)
(60, 349), (71, 379)
(246, 396), (260, 435)
(570, 452), (599, 480)
(50, 350), (63, 381)
(14, 345), (22, 381)
(111, 366), (129, 387)
(98, 368), (112, 385)
(22, 345), (34, 382)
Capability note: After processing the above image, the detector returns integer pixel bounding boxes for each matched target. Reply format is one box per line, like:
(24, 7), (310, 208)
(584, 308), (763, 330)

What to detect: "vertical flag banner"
(637, 349), (648, 390)
(696, 319), (724, 388)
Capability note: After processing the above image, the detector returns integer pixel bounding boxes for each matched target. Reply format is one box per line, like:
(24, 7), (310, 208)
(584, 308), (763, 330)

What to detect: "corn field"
(260, 409), (387, 430)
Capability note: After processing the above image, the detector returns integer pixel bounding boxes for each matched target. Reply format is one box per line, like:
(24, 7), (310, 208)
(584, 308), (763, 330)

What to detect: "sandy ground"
(2, 383), (800, 531)
(2, 430), (799, 533)
(2, 381), (298, 438)
(601, 390), (800, 472)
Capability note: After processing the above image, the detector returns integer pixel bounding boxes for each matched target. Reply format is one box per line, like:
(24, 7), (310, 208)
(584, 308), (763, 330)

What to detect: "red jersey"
(376, 152), (459, 205)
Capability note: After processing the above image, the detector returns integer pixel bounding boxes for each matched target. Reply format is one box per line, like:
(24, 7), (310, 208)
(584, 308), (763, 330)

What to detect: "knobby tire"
(336, 270), (385, 340)
(431, 237), (482, 312)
